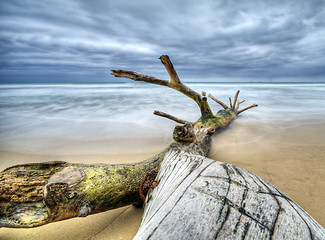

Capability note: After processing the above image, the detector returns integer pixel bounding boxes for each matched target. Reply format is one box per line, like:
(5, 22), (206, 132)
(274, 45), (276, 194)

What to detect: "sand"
(1, 120), (324, 239)
(209, 120), (325, 228)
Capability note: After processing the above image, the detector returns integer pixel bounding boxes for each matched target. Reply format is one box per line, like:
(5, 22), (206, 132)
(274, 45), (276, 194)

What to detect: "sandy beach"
(1, 0), (325, 237)
(0, 119), (324, 239)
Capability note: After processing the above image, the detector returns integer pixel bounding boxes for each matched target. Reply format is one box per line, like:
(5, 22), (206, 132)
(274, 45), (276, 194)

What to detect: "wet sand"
(1, 120), (324, 239)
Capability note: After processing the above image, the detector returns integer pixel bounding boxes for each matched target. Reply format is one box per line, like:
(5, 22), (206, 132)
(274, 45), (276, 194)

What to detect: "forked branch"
(209, 91), (257, 115)
(112, 55), (213, 117)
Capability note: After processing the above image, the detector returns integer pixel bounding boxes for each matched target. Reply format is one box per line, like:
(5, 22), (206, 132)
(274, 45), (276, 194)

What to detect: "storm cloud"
(0, 0), (324, 82)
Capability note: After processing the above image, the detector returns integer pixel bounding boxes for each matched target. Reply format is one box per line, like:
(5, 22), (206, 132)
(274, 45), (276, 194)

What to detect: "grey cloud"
(0, 0), (324, 83)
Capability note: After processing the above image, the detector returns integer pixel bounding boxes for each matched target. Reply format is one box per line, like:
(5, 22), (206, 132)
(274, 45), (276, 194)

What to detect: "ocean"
(0, 82), (324, 156)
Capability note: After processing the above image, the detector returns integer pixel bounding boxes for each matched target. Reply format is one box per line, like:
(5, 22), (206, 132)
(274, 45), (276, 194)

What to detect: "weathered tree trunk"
(0, 156), (162, 227)
(1, 55), (324, 239)
(134, 151), (325, 239)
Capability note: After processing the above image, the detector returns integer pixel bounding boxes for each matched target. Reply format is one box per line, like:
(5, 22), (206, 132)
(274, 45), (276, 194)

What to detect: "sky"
(0, 0), (325, 83)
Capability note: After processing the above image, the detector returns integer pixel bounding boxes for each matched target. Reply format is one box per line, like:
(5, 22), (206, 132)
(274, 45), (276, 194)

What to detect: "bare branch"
(235, 100), (240, 112)
(237, 104), (258, 114)
(158, 56), (213, 116)
(112, 55), (214, 117)
(111, 70), (169, 87)
(153, 110), (188, 124)
(229, 97), (233, 109)
(232, 90), (240, 110)
(159, 55), (182, 86)
(208, 94), (228, 109)
(239, 100), (245, 104)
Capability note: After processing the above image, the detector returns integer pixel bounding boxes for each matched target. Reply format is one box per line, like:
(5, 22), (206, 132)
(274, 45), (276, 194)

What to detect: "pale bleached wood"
(134, 150), (325, 240)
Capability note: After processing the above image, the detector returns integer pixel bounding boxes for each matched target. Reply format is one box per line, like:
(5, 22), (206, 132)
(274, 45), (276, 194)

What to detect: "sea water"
(0, 83), (324, 155)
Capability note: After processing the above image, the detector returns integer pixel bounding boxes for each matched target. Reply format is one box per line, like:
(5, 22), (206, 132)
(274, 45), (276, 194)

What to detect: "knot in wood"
(173, 123), (194, 143)
(207, 127), (215, 135)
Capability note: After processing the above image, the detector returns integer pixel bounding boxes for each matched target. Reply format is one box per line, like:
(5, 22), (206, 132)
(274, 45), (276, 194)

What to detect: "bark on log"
(0, 155), (162, 227)
(1, 55), (324, 239)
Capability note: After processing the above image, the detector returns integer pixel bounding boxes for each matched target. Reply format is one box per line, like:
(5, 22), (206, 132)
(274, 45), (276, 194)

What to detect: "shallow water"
(1, 83), (324, 155)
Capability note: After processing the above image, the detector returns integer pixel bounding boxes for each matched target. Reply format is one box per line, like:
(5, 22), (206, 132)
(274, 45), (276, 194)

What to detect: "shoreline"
(1, 120), (324, 239)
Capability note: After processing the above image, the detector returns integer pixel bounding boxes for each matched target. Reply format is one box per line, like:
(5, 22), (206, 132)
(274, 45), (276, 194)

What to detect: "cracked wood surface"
(134, 150), (325, 240)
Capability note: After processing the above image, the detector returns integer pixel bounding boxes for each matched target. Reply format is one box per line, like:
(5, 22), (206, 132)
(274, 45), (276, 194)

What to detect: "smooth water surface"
(1, 83), (324, 154)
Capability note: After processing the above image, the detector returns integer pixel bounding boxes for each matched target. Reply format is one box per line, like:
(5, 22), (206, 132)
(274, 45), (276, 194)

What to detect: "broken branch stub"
(173, 123), (195, 143)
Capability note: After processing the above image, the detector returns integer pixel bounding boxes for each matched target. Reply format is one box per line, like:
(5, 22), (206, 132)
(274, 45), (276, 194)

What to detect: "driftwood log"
(1, 55), (324, 239)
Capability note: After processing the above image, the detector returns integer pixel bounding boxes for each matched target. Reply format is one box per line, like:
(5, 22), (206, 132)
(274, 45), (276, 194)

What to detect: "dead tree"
(0, 55), (324, 239)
